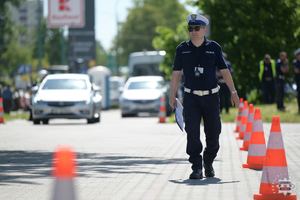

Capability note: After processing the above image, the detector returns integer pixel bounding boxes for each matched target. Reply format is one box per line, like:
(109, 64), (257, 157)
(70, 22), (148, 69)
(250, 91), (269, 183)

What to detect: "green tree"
(113, 0), (186, 66)
(0, 0), (25, 76)
(1, 26), (32, 75)
(152, 19), (190, 80)
(194, 0), (300, 102)
(31, 19), (65, 69)
(96, 41), (107, 66)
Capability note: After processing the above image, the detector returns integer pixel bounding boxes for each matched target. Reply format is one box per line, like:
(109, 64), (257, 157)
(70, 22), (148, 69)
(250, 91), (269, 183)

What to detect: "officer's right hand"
(169, 98), (177, 110)
(231, 93), (239, 108)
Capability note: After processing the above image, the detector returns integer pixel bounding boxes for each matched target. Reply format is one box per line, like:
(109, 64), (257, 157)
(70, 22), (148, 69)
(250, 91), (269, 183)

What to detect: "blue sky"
(44, 0), (198, 51)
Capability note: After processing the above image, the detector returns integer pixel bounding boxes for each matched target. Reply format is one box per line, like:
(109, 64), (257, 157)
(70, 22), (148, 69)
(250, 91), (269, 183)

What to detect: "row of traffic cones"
(233, 99), (297, 200)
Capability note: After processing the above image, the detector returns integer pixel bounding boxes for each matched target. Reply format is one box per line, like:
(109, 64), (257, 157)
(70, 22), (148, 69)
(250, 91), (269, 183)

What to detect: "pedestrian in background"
(258, 54), (276, 104)
(169, 14), (239, 179)
(2, 84), (13, 114)
(292, 48), (300, 114)
(217, 52), (234, 114)
(276, 51), (289, 110)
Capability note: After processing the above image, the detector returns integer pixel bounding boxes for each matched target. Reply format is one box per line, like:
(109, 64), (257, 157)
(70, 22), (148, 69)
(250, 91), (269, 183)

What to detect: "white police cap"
(186, 14), (209, 26)
(294, 48), (300, 56)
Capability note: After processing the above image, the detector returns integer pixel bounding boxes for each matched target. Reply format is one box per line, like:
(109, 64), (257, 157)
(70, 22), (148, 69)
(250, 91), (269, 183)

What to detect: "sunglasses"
(188, 26), (204, 32)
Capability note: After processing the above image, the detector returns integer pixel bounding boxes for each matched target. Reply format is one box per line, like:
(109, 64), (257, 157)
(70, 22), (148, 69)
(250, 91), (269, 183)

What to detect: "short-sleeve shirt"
(218, 60), (233, 81)
(173, 38), (228, 90)
(276, 59), (286, 77)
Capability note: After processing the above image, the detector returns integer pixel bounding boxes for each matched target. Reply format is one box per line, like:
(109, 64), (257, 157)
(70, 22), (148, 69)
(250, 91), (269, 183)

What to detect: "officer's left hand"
(231, 93), (239, 108)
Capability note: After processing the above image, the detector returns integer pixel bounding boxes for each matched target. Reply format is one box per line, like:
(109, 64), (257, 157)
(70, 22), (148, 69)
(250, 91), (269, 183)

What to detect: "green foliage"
(1, 35), (32, 74)
(0, 1), (26, 76)
(31, 19), (66, 68)
(96, 41), (108, 66)
(152, 18), (190, 80)
(194, 0), (300, 100)
(114, 0), (186, 66)
(169, 99), (300, 123)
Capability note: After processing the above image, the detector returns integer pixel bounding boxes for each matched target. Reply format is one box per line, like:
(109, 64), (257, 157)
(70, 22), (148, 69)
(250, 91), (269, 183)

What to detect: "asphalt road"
(0, 109), (299, 200)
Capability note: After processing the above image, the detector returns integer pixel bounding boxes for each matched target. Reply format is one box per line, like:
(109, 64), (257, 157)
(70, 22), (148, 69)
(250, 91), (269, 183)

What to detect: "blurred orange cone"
(0, 98), (4, 124)
(240, 104), (254, 151)
(242, 108), (266, 169)
(233, 98), (243, 133)
(253, 116), (297, 200)
(52, 145), (77, 200)
(158, 96), (166, 123)
(236, 101), (248, 140)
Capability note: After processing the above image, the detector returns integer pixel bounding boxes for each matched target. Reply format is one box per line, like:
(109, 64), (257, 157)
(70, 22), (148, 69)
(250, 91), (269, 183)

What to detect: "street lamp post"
(37, 0), (42, 70)
(115, 0), (120, 76)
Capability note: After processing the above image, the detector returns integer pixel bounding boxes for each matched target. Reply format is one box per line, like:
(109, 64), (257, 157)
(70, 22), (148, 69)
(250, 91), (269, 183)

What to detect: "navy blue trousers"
(276, 79), (285, 109)
(219, 83), (230, 113)
(262, 80), (275, 104)
(183, 92), (221, 170)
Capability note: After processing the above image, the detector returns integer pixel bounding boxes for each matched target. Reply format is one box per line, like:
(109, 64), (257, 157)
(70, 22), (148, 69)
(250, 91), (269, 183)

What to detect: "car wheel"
(121, 113), (135, 118)
(42, 119), (49, 124)
(95, 115), (100, 123)
(33, 119), (40, 125)
(87, 118), (94, 124)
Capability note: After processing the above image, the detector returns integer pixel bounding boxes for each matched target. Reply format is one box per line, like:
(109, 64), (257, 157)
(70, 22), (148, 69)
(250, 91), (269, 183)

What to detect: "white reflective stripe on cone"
(252, 119), (263, 132)
(261, 166), (289, 183)
(52, 179), (76, 200)
(267, 132), (285, 149)
(248, 144), (266, 156)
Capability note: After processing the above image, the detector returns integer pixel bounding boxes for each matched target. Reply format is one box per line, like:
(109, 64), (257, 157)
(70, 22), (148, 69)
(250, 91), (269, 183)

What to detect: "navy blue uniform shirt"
(258, 62), (273, 79)
(173, 38), (228, 90)
(276, 59), (286, 77)
(293, 59), (300, 80)
(218, 60), (233, 81)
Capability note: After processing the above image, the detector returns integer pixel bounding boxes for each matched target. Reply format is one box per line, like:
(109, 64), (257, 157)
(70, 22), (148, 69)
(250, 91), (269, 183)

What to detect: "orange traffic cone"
(52, 145), (77, 200)
(236, 101), (248, 140)
(253, 116), (297, 200)
(233, 98), (244, 133)
(242, 108), (266, 169)
(158, 96), (166, 123)
(0, 98), (4, 124)
(240, 103), (254, 151)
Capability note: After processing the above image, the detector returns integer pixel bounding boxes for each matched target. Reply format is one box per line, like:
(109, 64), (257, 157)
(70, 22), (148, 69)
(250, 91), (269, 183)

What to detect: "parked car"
(31, 74), (102, 124)
(119, 76), (171, 117)
(109, 76), (125, 107)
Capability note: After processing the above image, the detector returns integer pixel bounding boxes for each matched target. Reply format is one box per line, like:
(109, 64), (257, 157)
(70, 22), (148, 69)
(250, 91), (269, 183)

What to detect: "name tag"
(182, 51), (191, 54)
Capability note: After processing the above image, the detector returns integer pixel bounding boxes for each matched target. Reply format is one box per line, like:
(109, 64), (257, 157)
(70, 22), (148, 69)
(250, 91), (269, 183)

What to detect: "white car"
(119, 76), (169, 117)
(31, 74), (102, 124)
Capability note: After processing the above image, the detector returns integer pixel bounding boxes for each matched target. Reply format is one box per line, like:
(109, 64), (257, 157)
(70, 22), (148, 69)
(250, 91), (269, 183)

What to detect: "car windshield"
(41, 79), (87, 90)
(128, 81), (164, 90)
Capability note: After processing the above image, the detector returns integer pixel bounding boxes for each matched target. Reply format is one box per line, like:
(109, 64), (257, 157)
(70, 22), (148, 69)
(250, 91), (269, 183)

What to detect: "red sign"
(47, 0), (85, 28)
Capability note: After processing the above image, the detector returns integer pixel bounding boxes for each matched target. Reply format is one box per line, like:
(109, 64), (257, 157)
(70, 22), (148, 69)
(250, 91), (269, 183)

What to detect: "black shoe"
(189, 169), (203, 179)
(204, 164), (215, 177)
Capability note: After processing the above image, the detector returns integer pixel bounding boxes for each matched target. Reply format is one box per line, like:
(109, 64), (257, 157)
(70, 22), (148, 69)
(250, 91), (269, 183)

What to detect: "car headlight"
(121, 97), (131, 103)
(93, 95), (102, 103)
(33, 97), (44, 104)
(78, 98), (91, 105)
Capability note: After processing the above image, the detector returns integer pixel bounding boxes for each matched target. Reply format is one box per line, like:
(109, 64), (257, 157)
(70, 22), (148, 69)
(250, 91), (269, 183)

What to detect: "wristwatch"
(231, 90), (237, 94)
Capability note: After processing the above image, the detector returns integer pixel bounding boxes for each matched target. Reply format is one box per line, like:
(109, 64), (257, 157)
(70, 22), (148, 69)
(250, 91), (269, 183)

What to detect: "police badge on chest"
(194, 66), (204, 77)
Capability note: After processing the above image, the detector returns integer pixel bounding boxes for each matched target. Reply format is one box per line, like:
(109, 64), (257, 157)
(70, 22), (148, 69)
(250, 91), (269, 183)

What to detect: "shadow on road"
(0, 151), (186, 185)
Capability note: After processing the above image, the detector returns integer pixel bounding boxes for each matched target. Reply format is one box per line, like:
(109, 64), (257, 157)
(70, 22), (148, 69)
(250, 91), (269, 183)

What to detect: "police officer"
(217, 52), (234, 114)
(293, 48), (300, 114)
(169, 14), (239, 179)
(276, 51), (289, 110)
(258, 54), (276, 104)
